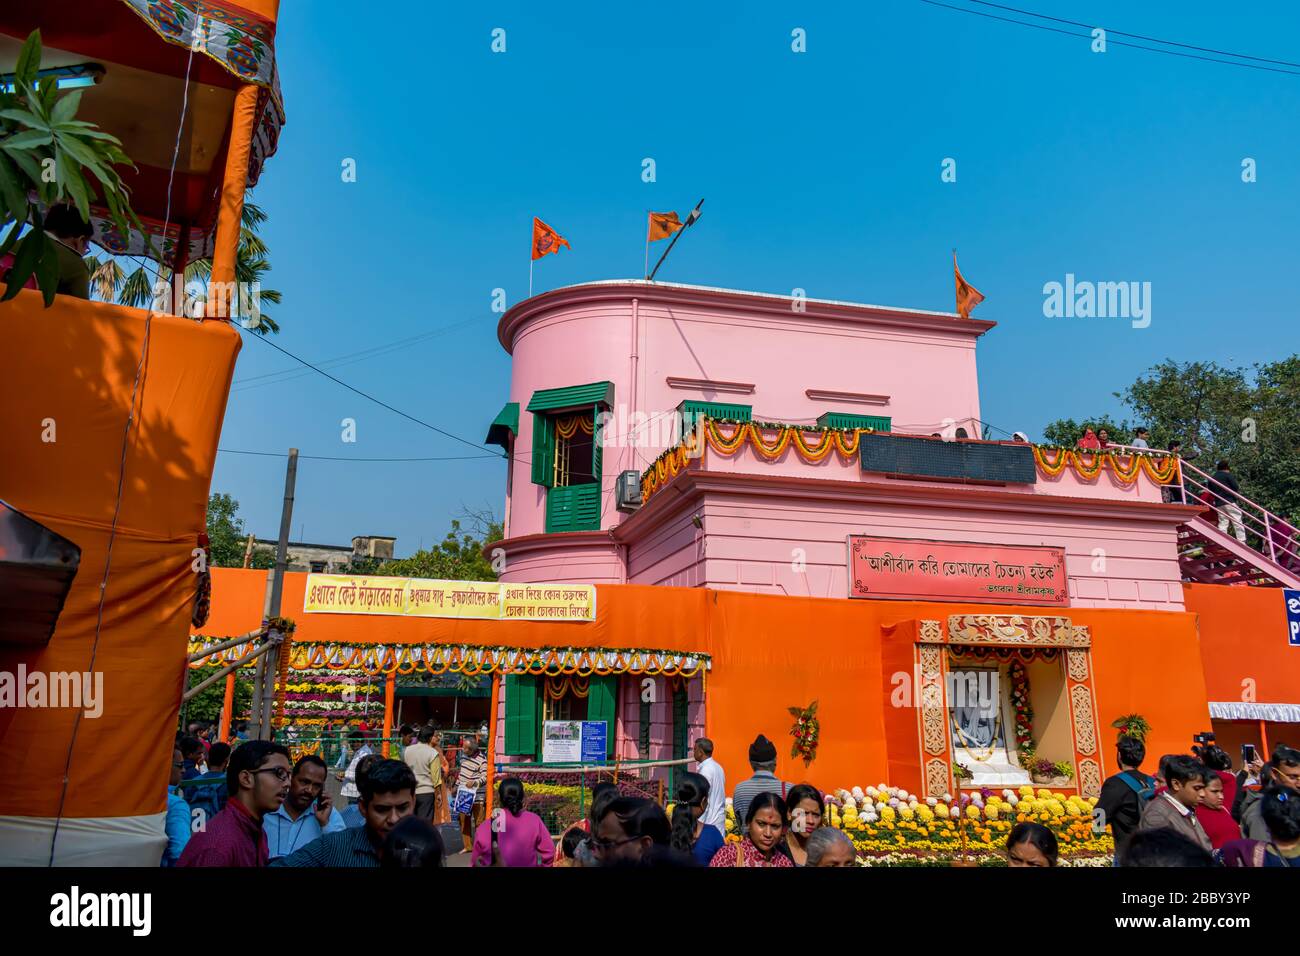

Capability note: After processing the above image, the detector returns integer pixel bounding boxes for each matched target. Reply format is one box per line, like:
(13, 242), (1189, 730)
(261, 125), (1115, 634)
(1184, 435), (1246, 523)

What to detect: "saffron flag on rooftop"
(953, 252), (985, 319)
(532, 217), (571, 260)
(647, 211), (684, 242)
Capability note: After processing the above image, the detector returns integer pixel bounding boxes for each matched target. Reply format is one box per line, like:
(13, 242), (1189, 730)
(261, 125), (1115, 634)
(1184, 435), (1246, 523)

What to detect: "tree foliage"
(1043, 357), (1300, 520)
(184, 671), (254, 726)
(86, 201), (282, 333)
(206, 492), (274, 569)
(375, 512), (503, 581)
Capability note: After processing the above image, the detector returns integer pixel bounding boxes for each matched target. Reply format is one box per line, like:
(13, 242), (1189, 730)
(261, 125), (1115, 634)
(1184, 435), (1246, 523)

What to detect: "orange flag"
(953, 252), (985, 319)
(647, 211), (684, 242)
(532, 217), (571, 260)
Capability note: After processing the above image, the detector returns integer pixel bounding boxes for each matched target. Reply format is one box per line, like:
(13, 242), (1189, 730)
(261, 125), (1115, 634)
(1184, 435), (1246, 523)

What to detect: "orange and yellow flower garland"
(642, 418), (868, 503)
(1033, 447), (1179, 486)
(187, 640), (710, 678)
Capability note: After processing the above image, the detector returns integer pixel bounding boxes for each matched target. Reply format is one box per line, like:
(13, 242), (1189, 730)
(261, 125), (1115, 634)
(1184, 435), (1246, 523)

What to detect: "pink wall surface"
(621, 468), (1193, 611)
(496, 281), (992, 540)
(493, 281), (1191, 611)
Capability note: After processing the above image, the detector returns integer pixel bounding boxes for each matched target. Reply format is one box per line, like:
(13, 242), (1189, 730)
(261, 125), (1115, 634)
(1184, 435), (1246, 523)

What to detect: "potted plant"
(953, 762), (974, 783)
(1, 30), (141, 304)
(1052, 761), (1075, 782)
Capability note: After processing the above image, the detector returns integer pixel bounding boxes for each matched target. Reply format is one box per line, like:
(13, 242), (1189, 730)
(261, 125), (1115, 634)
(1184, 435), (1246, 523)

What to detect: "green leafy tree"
(86, 200), (282, 333)
(1044, 357), (1300, 521)
(1040, 415), (1132, 448)
(184, 671), (254, 725)
(206, 492), (274, 569)
(377, 513), (503, 581)
(1, 30), (141, 304)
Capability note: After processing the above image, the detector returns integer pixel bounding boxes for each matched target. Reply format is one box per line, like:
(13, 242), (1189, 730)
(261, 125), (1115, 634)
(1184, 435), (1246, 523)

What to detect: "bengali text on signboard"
(847, 536), (1068, 606)
(303, 574), (596, 621)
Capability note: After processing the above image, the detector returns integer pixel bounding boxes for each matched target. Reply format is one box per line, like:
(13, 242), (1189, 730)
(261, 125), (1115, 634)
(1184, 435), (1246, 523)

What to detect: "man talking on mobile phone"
(264, 755), (347, 860)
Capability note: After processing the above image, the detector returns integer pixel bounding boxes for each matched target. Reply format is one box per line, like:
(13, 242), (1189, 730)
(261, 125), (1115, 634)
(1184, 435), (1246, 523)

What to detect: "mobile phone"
(1242, 743), (1257, 765)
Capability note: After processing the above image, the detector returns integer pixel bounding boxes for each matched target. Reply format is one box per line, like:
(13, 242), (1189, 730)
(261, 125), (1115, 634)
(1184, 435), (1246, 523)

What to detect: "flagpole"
(648, 198), (704, 283)
(529, 258), (534, 298)
(644, 212), (650, 281)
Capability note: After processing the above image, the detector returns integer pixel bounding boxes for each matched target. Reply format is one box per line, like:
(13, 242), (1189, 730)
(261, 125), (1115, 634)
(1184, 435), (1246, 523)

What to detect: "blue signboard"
(581, 721), (607, 763)
(1285, 589), (1300, 647)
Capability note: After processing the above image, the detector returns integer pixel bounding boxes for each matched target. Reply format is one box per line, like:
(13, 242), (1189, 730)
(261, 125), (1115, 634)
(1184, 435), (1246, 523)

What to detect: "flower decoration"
(788, 699), (820, 765)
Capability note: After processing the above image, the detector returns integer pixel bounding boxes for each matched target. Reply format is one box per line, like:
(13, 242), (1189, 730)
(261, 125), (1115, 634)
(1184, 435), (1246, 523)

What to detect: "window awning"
(526, 381), (614, 413)
(485, 401), (519, 449)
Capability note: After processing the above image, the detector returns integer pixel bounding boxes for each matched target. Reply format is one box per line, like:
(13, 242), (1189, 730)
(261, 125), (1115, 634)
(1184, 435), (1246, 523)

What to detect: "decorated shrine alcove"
(912, 615), (1103, 799)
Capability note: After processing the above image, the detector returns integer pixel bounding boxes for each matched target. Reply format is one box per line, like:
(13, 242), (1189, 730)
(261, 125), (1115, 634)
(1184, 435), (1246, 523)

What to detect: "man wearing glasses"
(179, 741), (291, 867)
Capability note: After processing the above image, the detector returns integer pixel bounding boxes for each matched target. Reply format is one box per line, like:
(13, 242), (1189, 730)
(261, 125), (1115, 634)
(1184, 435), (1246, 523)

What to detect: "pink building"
(482, 281), (1203, 786)
(486, 280), (1188, 610)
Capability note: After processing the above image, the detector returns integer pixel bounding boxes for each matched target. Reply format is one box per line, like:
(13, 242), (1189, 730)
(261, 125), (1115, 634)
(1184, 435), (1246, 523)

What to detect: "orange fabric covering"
(1185, 583), (1298, 704)
(198, 570), (714, 654)
(0, 291), (240, 819)
(199, 570), (1209, 792)
(210, 83), (261, 301)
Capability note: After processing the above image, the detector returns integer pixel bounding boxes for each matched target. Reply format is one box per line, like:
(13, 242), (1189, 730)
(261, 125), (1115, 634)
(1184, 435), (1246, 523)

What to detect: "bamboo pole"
(188, 628), (263, 663)
(183, 638), (277, 701)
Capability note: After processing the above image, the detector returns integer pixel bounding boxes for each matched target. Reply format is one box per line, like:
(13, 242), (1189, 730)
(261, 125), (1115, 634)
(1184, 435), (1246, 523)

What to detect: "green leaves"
(13, 29), (40, 92)
(0, 29), (139, 307)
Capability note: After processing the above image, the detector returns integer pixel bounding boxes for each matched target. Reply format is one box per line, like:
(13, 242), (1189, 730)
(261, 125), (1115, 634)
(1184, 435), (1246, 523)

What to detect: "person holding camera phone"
(264, 755), (347, 860)
(1237, 745), (1300, 841)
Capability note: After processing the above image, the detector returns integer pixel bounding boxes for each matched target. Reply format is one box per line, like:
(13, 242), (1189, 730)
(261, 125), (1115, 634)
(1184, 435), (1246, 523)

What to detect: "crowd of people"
(162, 718), (1298, 869)
(1096, 735), (1300, 867)
(1067, 426), (1299, 565)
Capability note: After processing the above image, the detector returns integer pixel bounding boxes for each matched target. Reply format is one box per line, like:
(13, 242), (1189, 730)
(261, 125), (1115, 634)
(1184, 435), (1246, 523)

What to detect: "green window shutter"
(679, 400), (752, 435)
(587, 674), (618, 759)
(592, 403), (602, 484)
(503, 674), (539, 756)
(671, 684), (689, 790)
(817, 412), (891, 432)
(545, 484), (601, 533)
(531, 413), (555, 486)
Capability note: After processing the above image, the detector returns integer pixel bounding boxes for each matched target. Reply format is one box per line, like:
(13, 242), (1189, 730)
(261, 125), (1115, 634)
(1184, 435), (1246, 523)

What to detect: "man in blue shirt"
(162, 747), (192, 866)
(264, 755), (347, 860)
(272, 760), (417, 867)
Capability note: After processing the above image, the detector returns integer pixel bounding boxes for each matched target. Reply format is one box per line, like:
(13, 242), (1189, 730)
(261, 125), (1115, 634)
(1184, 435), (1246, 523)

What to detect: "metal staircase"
(1171, 456), (1300, 588)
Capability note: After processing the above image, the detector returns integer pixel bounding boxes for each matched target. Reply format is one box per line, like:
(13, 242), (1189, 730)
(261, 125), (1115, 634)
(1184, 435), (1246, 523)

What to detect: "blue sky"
(215, 1), (1300, 554)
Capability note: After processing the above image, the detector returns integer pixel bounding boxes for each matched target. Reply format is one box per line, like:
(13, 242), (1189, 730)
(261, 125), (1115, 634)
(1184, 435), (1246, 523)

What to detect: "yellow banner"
(502, 583), (598, 622)
(302, 574), (595, 622)
(404, 580), (501, 619)
(303, 575), (407, 615)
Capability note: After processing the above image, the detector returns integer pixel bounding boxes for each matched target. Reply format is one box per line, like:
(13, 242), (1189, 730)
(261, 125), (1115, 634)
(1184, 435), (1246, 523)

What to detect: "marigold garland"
(641, 418), (868, 504)
(1033, 447), (1178, 486)
(1008, 659), (1033, 753)
(187, 640), (711, 678)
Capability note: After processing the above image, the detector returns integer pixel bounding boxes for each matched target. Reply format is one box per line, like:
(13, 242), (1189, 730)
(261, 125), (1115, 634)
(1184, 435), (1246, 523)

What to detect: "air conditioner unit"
(615, 470), (643, 513)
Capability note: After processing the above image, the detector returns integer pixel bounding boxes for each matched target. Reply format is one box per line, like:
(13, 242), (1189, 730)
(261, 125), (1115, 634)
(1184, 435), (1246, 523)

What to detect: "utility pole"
(253, 448), (298, 740)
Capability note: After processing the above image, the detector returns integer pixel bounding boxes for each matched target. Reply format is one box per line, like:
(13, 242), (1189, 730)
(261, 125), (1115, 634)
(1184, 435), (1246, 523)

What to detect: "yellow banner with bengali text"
(501, 583), (598, 622)
(302, 574), (595, 622)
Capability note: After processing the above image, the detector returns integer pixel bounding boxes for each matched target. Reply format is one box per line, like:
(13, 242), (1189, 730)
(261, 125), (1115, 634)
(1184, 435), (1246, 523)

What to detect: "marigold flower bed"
(722, 783), (1114, 866)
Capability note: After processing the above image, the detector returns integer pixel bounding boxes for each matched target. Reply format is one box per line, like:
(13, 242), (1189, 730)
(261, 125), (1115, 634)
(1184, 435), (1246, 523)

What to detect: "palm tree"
(85, 200), (282, 334)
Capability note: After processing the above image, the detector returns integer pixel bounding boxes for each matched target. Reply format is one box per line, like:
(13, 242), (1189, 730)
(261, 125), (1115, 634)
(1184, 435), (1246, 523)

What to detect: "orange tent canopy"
(0, 0), (285, 268)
